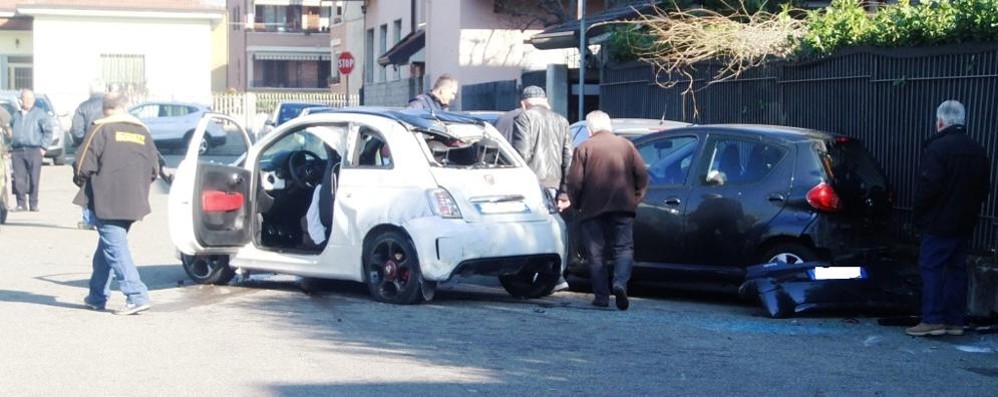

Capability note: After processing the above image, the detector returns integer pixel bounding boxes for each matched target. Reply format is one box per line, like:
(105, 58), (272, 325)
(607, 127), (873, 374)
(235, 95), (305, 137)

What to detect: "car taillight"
(202, 190), (244, 212)
(427, 188), (462, 219)
(806, 182), (841, 213)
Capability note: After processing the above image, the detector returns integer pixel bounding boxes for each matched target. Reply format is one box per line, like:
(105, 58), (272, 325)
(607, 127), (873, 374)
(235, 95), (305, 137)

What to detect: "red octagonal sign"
(337, 51), (355, 75)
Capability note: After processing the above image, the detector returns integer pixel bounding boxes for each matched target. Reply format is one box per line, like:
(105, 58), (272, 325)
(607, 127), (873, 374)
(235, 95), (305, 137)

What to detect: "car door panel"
(632, 134), (701, 266)
(168, 113), (253, 256)
(682, 133), (793, 269)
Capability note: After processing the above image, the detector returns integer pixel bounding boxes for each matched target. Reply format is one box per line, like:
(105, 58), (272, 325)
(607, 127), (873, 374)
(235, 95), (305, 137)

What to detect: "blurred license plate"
(808, 266), (865, 280)
(476, 202), (528, 214)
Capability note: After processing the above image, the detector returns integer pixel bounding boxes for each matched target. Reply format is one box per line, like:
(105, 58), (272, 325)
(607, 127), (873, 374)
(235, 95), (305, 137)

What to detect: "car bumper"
(738, 252), (919, 318)
(403, 216), (567, 281)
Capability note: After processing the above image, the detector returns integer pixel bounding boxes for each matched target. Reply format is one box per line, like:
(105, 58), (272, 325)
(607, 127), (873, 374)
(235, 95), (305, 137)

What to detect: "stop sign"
(337, 52), (355, 75)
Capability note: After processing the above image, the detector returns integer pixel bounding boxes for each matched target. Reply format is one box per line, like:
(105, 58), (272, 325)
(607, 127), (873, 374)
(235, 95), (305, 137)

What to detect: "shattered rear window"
(419, 123), (517, 169)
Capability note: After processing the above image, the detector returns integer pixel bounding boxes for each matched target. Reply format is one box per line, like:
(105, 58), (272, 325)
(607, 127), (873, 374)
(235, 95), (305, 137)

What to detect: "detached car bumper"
(404, 216), (567, 281)
(739, 253), (919, 318)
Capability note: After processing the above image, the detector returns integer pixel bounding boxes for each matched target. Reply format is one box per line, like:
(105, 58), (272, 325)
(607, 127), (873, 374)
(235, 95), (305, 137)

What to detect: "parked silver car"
(129, 101), (227, 155)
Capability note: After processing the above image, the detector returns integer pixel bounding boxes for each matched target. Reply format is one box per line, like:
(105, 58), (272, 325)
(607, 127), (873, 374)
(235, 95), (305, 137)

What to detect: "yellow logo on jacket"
(115, 131), (146, 145)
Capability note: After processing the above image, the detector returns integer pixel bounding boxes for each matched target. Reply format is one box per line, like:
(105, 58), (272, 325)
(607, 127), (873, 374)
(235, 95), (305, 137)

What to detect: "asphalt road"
(1, 159), (996, 396)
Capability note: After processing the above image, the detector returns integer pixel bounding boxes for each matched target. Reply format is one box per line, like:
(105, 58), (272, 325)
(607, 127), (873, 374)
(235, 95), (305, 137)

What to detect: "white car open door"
(169, 113), (254, 256)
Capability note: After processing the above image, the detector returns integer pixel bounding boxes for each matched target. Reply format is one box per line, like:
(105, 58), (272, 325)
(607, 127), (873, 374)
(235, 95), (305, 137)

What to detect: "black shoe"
(591, 296), (609, 308)
(29, 207), (39, 212)
(613, 285), (629, 311)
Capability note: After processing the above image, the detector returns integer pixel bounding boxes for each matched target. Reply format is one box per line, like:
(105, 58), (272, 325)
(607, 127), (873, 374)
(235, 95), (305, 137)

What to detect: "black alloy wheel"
(364, 231), (425, 304)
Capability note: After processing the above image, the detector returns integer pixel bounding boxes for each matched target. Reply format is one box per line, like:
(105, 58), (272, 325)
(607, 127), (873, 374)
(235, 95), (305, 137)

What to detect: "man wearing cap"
(510, 86), (573, 211)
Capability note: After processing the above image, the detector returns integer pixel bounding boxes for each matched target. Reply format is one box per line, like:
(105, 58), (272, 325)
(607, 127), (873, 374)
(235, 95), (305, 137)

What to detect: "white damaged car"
(168, 108), (566, 304)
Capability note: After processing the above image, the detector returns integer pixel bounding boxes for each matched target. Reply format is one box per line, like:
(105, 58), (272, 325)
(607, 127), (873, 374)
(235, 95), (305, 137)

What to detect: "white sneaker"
(113, 303), (151, 316)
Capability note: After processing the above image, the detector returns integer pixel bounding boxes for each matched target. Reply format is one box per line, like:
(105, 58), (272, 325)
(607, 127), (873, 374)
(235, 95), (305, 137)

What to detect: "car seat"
(745, 144), (779, 182)
(317, 149), (341, 240)
(717, 145), (742, 184)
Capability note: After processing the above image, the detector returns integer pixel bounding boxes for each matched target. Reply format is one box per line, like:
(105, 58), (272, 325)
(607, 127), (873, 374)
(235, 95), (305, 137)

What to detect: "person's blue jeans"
(919, 233), (969, 326)
(86, 218), (150, 308)
(81, 207), (94, 226)
(581, 212), (635, 299)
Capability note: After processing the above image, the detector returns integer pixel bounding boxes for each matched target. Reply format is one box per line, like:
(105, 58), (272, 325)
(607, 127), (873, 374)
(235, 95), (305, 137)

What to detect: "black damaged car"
(565, 124), (915, 316)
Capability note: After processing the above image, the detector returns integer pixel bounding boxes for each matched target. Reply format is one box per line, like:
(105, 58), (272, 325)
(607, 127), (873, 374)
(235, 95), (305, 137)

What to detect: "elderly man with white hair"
(906, 100), (991, 337)
(566, 110), (649, 310)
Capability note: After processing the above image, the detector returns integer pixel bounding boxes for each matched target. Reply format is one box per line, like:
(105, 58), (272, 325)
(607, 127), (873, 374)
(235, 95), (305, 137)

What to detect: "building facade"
(227, 0), (335, 91)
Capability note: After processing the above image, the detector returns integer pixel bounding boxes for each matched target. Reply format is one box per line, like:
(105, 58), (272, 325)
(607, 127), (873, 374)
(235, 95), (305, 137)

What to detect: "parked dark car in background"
(570, 117), (691, 146)
(565, 124), (904, 315)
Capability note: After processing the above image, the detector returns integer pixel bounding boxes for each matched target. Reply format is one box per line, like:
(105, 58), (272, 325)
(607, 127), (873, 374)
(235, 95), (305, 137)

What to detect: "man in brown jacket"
(566, 110), (649, 310)
(74, 92), (160, 315)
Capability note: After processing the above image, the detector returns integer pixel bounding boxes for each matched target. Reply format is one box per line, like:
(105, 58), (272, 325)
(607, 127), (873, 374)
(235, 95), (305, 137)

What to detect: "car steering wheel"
(287, 150), (322, 189)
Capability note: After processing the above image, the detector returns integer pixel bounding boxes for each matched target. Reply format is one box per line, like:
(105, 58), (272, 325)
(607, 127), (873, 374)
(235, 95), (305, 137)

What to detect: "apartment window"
(254, 4), (329, 32)
(232, 6), (241, 31)
(365, 28), (374, 83)
(100, 54), (146, 95)
(253, 58), (332, 89)
(333, 1), (344, 25)
(379, 24), (387, 82)
(392, 19), (402, 80)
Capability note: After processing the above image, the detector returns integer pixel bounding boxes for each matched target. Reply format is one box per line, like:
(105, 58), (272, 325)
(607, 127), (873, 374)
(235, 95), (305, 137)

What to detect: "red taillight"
(834, 136), (850, 144)
(202, 190), (244, 212)
(806, 182), (841, 212)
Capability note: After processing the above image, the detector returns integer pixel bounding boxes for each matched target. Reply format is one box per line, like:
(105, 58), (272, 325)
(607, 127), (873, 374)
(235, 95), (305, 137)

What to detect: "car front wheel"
(364, 231), (425, 304)
(181, 254), (235, 285)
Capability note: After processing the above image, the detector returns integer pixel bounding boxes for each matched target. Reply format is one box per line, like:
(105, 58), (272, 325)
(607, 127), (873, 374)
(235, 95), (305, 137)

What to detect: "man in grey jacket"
(9, 89), (54, 212)
(70, 80), (105, 141)
(511, 86), (573, 211)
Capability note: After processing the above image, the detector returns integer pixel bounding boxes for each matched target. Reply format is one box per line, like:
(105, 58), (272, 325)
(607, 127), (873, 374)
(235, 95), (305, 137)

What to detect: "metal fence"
(207, 91), (358, 132)
(600, 43), (998, 254)
(461, 79), (519, 111)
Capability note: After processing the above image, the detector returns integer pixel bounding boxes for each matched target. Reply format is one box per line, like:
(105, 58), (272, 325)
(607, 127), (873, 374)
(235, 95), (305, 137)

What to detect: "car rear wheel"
(184, 131), (211, 156)
(181, 254), (235, 285)
(364, 231), (425, 304)
(760, 242), (820, 265)
(499, 268), (560, 299)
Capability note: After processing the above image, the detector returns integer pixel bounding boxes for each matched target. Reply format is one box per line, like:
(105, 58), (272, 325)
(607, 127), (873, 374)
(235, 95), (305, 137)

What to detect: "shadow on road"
(267, 381), (506, 397)
(0, 289), (87, 310)
(33, 264), (190, 293)
(1, 221), (85, 231)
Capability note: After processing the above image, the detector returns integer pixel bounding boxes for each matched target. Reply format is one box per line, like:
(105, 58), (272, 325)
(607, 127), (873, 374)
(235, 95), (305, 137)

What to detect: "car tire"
(363, 230), (425, 304)
(183, 131), (211, 156)
(181, 254), (236, 285)
(499, 267), (560, 299)
(759, 242), (820, 265)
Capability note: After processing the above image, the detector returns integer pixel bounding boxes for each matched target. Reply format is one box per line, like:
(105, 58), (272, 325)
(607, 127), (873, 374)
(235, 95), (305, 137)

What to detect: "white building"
(0, 0), (224, 119)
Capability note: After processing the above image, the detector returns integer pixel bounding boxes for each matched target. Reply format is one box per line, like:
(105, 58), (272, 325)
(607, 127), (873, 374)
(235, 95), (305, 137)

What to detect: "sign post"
(337, 51), (355, 105)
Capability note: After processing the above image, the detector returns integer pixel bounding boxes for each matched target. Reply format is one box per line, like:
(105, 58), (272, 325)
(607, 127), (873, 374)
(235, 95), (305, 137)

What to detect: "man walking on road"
(75, 92), (160, 315)
(9, 89), (54, 212)
(566, 110), (648, 310)
(906, 100), (991, 336)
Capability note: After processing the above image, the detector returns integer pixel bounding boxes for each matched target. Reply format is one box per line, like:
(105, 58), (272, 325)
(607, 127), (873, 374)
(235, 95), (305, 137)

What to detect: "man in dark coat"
(407, 74), (459, 113)
(906, 100), (991, 336)
(75, 92), (160, 316)
(566, 110), (649, 310)
(9, 89), (54, 212)
(71, 80), (107, 229)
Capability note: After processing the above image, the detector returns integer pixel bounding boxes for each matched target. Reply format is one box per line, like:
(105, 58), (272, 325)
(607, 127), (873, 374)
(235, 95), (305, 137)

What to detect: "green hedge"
(610, 0), (998, 62)
(796, 0), (998, 57)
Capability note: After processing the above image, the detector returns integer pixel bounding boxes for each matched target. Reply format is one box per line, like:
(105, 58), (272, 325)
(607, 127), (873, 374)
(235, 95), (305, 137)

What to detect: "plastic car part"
(739, 257), (919, 318)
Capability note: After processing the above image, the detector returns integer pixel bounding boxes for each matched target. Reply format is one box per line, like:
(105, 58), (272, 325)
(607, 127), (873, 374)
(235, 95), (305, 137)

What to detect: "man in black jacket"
(510, 86), (573, 211)
(74, 92), (160, 316)
(407, 74), (458, 113)
(906, 100), (991, 337)
(71, 80), (106, 230)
